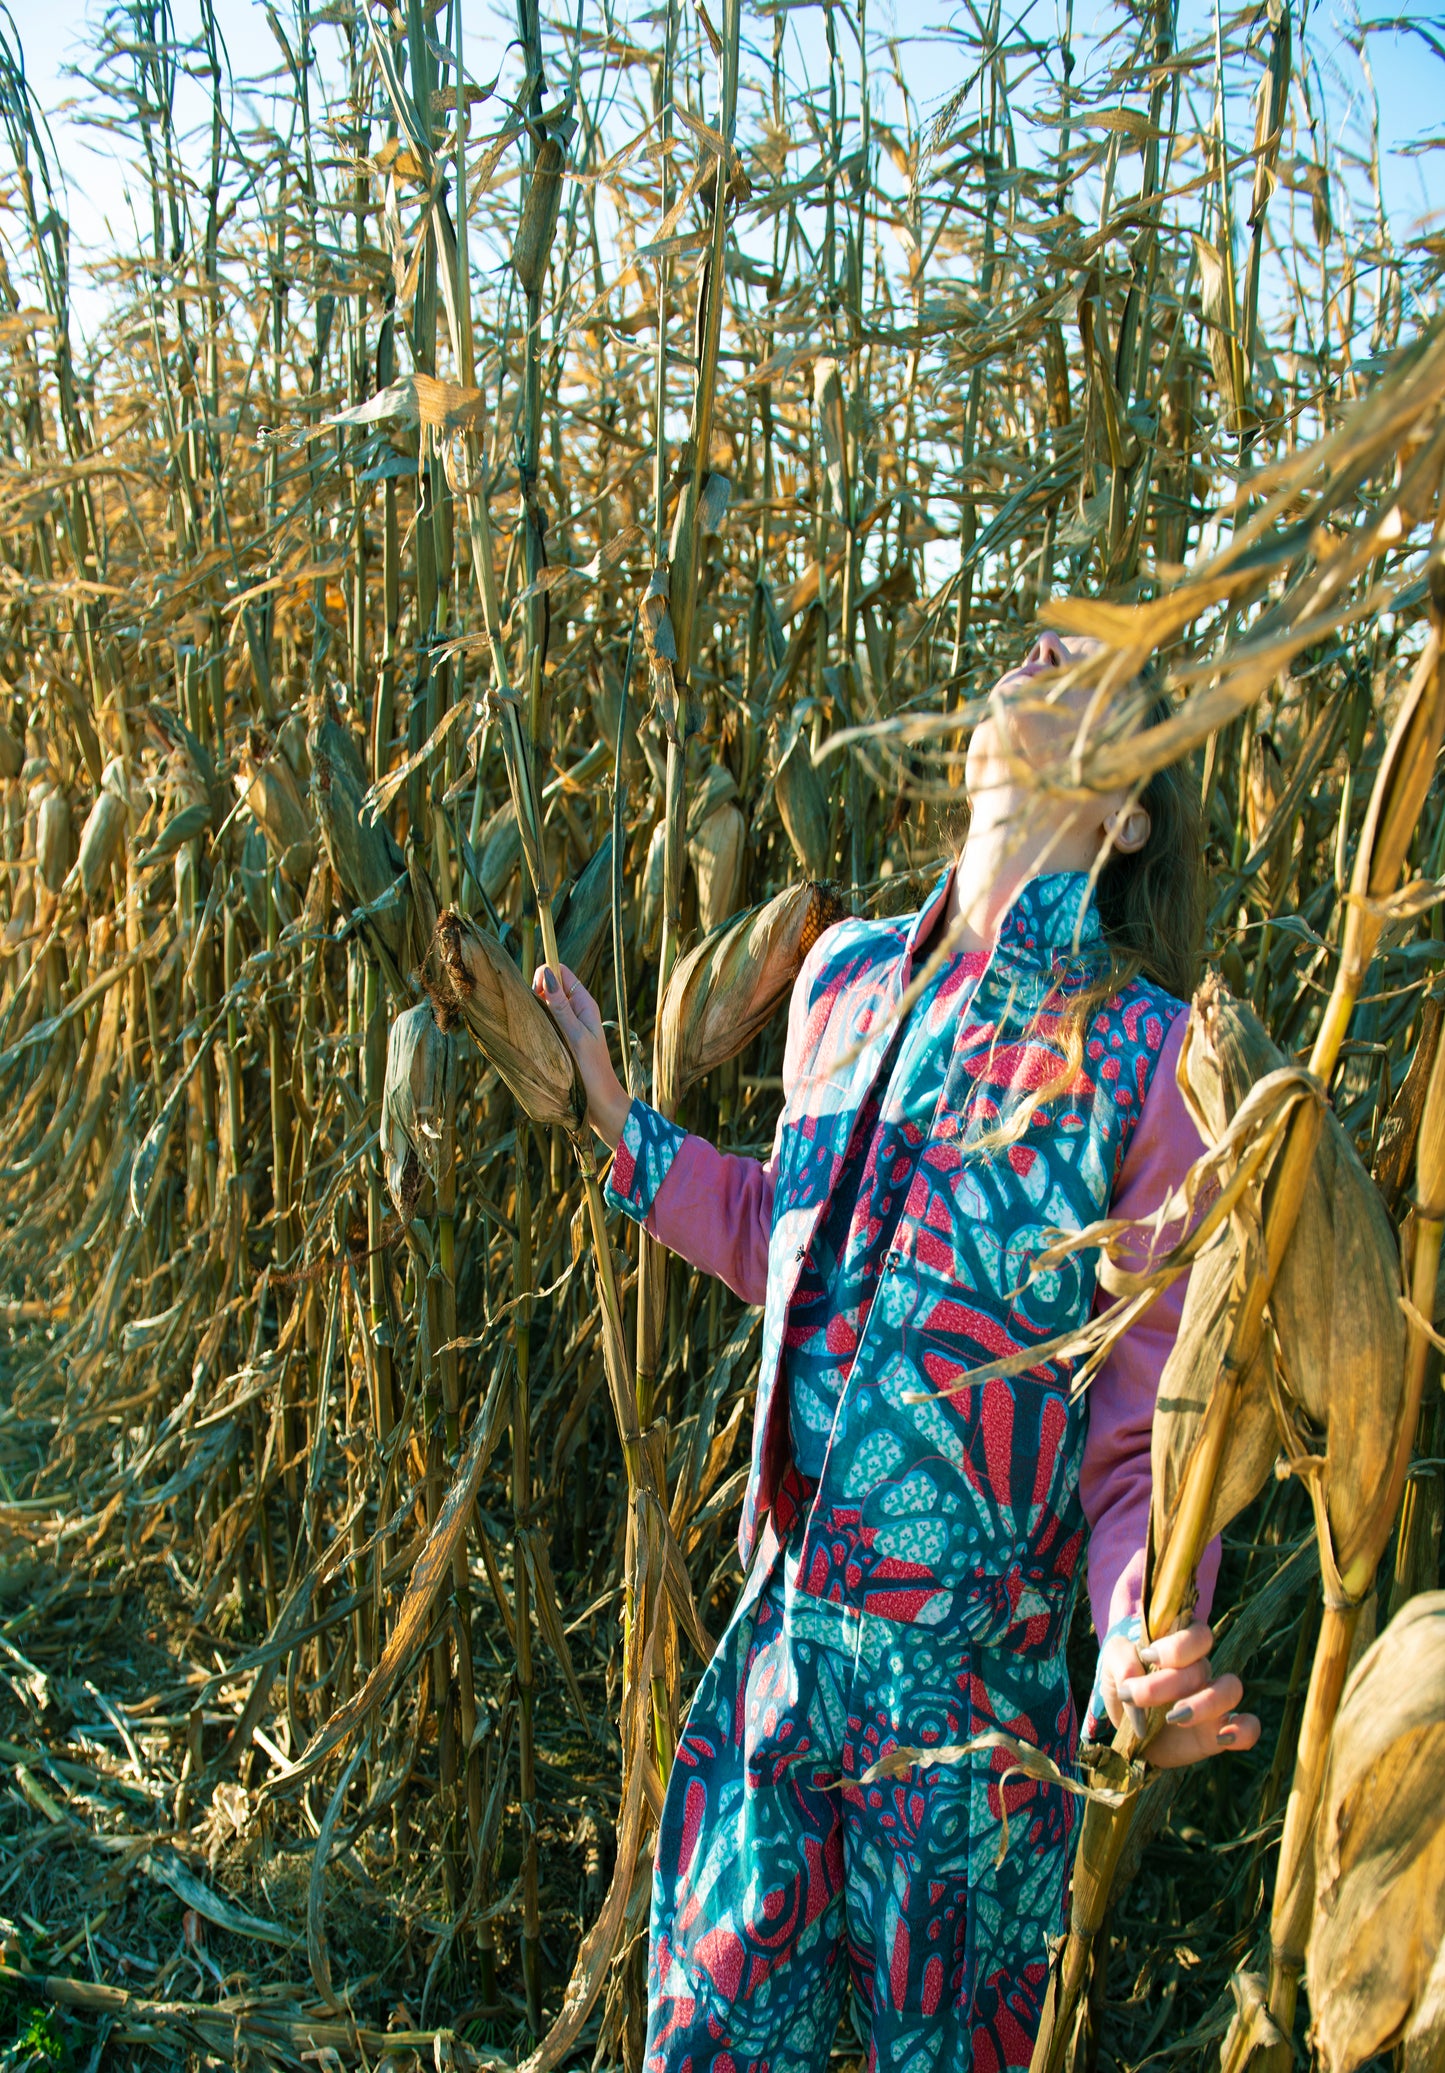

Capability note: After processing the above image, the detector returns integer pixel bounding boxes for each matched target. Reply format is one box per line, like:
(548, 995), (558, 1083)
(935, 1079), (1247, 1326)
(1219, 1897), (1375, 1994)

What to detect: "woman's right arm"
(532, 952), (822, 1309)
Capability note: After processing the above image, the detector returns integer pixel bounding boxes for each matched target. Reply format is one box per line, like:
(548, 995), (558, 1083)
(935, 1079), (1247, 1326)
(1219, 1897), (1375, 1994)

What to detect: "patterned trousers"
(646, 1527), (1078, 2073)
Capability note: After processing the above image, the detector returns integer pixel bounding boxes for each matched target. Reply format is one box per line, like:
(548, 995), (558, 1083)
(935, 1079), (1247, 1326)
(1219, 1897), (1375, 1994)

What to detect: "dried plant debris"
(0, 0), (1438, 2068)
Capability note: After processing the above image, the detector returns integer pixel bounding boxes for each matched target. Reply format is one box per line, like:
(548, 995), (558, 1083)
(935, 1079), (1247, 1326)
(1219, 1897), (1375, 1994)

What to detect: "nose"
(1023, 633), (1068, 673)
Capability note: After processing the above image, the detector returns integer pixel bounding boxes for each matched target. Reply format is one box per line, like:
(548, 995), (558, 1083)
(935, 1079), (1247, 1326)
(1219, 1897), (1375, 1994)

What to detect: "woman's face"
(964, 633), (1108, 805)
(963, 633), (1149, 857)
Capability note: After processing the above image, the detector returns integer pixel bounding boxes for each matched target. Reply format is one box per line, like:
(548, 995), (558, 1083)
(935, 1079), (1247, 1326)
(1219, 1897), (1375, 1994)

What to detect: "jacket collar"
(905, 863), (1103, 980)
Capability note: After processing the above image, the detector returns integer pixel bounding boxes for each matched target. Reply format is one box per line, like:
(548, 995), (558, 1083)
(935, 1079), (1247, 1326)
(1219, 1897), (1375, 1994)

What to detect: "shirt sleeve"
(1080, 1008), (1222, 1641)
(601, 922), (840, 1309)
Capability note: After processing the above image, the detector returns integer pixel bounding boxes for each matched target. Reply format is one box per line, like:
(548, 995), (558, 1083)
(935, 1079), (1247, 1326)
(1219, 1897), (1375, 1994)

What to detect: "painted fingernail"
(1124, 1701), (1148, 1740)
(1136, 1642), (1161, 1667)
(1119, 1678), (1141, 1704)
(1217, 1715), (1240, 1743)
(543, 967), (559, 993)
(1165, 1701), (1193, 1726)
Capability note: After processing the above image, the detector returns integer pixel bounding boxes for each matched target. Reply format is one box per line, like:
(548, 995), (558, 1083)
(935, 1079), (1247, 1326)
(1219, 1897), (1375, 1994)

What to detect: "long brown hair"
(1092, 688), (1204, 1001)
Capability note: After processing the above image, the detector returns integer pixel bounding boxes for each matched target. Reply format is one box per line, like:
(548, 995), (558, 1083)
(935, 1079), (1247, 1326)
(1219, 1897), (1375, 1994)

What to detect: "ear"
(1104, 803), (1151, 856)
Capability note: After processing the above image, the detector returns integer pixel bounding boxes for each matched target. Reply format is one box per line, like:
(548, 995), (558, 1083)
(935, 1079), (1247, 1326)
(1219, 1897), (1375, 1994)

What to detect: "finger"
(1150, 1708), (1261, 1769)
(1118, 1660), (1213, 1712)
(554, 966), (603, 1031)
(1135, 1621), (1212, 1672)
(1159, 1673), (1244, 1731)
(554, 962), (584, 1000)
(1118, 1647), (1149, 1740)
(534, 969), (586, 1037)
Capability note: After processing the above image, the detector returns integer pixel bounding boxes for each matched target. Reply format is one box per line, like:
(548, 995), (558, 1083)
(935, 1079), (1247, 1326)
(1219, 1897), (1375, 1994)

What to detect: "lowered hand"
(1096, 1621), (1261, 1768)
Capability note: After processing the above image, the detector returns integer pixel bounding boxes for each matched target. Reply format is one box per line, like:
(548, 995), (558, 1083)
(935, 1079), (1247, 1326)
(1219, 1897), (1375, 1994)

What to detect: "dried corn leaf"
(555, 831), (614, 990)
(774, 725), (832, 879)
(688, 799), (745, 934)
(274, 1362), (510, 1794)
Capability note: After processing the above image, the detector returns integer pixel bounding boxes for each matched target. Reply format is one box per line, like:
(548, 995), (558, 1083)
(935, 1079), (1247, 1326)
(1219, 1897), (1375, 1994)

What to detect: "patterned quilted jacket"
(607, 868), (1187, 1654)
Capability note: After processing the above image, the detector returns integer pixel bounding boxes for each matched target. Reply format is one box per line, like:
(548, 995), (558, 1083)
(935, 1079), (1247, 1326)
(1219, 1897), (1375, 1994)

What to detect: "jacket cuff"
(1084, 1612), (1141, 1743)
(604, 1098), (688, 1225)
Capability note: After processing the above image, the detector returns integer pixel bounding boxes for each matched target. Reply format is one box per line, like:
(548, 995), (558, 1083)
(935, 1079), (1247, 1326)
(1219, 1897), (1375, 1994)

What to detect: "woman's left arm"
(1079, 1009), (1260, 1767)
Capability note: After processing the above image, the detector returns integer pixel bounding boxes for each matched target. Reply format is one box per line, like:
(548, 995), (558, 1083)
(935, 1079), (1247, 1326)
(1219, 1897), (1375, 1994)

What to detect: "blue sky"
(8, 0), (1442, 345)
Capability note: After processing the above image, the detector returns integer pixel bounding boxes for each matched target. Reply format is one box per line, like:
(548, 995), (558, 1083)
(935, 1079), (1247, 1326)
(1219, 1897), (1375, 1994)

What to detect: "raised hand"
(531, 962), (632, 1149)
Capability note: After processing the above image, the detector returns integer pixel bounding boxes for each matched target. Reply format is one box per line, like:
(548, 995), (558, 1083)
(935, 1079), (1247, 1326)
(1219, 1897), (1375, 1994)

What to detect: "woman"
(535, 634), (1259, 2073)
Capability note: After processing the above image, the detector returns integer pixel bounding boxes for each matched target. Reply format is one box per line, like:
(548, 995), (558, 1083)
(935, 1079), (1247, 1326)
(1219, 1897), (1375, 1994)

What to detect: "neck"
(943, 810), (1092, 951)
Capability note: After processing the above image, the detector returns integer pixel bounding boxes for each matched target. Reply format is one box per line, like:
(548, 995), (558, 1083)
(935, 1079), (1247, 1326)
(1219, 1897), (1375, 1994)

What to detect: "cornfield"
(0, 0), (1442, 2069)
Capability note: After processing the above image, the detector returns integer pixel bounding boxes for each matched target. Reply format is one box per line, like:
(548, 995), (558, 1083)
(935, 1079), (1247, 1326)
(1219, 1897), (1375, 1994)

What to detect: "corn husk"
(1307, 1592), (1445, 2073)
(73, 785), (128, 902)
(686, 760), (739, 830)
(237, 728), (316, 886)
(36, 787), (73, 895)
(381, 1002), (455, 1220)
(1149, 1240), (1281, 1556)
(307, 697), (368, 791)
(278, 709), (311, 782)
(433, 909), (586, 1134)
(774, 727), (832, 879)
(1147, 977), (1401, 1601)
(656, 882), (840, 1112)
(133, 746), (211, 869)
(555, 831), (613, 991)
(1247, 730), (1285, 902)
(134, 799), (210, 874)
(142, 704), (225, 824)
(1268, 1099), (1407, 1591)
(0, 719), (22, 781)
(1146, 983), (1286, 1580)
(689, 800), (746, 934)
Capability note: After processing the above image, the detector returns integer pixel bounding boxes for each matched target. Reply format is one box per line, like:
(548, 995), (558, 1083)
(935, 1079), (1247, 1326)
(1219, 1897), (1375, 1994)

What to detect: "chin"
(963, 719), (995, 801)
